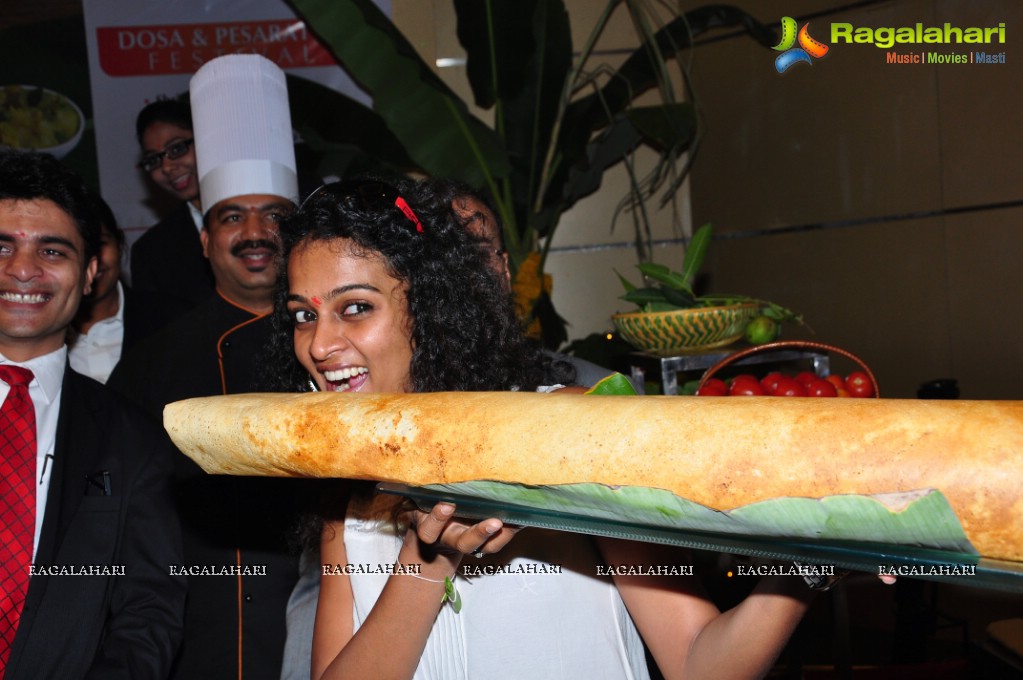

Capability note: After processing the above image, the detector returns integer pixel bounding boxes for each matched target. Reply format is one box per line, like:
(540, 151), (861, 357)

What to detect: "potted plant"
(613, 223), (805, 355)
(286, 0), (775, 347)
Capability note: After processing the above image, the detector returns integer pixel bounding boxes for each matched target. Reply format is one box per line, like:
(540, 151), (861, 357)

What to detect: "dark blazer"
(120, 280), (167, 351)
(129, 202), (215, 337)
(109, 295), (306, 680)
(4, 369), (186, 679)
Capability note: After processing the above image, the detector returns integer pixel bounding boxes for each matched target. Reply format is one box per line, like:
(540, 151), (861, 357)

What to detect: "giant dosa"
(163, 392), (1023, 561)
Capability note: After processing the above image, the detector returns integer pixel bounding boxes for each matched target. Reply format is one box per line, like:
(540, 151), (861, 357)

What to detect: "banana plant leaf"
(286, 73), (418, 177)
(286, 0), (776, 347)
(548, 6), (775, 216)
(454, 0), (573, 254)
(626, 103), (697, 152)
(562, 5), (775, 143)
(288, 0), (511, 187)
(423, 481), (977, 554)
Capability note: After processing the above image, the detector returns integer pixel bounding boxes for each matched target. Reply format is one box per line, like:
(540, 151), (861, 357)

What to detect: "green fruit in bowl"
(744, 315), (779, 345)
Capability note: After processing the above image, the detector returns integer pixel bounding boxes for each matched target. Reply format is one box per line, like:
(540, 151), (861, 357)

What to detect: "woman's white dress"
(344, 503), (651, 680)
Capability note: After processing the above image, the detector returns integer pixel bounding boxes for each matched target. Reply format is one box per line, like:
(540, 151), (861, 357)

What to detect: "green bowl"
(612, 303), (759, 356)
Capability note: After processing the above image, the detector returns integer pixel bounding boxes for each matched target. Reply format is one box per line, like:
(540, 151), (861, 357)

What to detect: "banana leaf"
(454, 0), (573, 255)
(423, 481), (977, 554)
(561, 5), (775, 145)
(288, 0), (511, 187)
(286, 74), (417, 177)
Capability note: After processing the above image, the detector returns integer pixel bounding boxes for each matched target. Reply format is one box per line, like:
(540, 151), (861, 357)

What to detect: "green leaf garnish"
(442, 576), (462, 613)
(585, 373), (638, 396)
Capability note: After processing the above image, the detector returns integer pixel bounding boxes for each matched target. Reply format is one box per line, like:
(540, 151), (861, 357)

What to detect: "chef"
(109, 54), (309, 680)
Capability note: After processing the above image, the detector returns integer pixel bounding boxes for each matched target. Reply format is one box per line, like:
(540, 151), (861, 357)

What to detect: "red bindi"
(311, 296), (322, 307)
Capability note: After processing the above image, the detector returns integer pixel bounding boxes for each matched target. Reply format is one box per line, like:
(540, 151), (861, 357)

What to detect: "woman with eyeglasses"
(268, 179), (815, 680)
(131, 97), (215, 333)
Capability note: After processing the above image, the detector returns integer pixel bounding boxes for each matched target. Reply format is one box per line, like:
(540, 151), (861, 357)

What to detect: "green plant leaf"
(626, 102), (697, 152)
(620, 287), (671, 306)
(637, 261), (689, 290)
(662, 287), (697, 309)
(549, 6), (774, 217)
(643, 301), (684, 312)
(614, 269), (637, 292)
(554, 114), (644, 232)
(289, 0), (511, 186)
(565, 6), (775, 140)
(454, 0), (572, 259)
(681, 223), (713, 288)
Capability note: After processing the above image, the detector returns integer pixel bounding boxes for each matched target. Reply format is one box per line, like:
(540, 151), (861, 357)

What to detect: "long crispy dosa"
(163, 392), (1023, 561)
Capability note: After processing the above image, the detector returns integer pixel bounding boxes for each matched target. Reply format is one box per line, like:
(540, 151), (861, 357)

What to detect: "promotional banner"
(82, 0), (387, 248)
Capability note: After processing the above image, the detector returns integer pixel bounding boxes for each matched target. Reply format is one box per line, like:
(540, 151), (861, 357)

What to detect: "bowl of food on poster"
(0, 85), (85, 159)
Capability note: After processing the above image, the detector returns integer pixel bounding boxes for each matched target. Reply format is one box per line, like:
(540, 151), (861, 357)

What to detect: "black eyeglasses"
(138, 138), (194, 173)
(301, 180), (424, 234)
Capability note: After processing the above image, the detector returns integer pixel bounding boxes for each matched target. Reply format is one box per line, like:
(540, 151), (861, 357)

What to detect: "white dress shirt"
(189, 201), (203, 232)
(1, 346), (66, 558)
(68, 281), (125, 384)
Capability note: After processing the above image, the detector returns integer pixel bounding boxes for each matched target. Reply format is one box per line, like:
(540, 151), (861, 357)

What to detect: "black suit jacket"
(129, 202), (214, 338)
(4, 369), (186, 680)
(108, 295), (305, 680)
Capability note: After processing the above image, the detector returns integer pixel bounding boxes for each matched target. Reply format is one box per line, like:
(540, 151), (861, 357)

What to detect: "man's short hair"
(0, 150), (102, 261)
(85, 190), (125, 247)
(135, 95), (192, 146)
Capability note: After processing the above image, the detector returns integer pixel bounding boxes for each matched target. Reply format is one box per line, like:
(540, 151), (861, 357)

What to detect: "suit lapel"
(31, 369), (103, 566)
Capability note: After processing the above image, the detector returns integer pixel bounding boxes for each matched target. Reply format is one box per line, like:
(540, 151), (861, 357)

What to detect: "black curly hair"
(265, 177), (574, 394)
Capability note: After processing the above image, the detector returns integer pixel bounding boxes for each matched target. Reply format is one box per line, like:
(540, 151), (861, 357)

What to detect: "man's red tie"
(0, 365), (36, 670)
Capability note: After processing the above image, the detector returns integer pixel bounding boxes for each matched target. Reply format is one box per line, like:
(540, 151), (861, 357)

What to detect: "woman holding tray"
(268, 178), (816, 680)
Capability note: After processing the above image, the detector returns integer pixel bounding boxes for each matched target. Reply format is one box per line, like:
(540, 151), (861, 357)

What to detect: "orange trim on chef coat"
(213, 290), (271, 397)
(212, 289), (270, 680)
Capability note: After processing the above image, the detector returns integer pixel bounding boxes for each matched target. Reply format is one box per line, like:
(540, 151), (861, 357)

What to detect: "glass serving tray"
(377, 482), (1023, 592)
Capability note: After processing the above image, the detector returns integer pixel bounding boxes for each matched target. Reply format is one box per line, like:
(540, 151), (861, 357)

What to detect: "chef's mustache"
(231, 239), (280, 257)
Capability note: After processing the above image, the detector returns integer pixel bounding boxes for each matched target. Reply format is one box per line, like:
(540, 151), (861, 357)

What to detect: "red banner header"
(97, 20), (336, 76)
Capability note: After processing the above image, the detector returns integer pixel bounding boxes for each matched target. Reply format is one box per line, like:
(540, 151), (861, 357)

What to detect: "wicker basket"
(612, 302), (759, 356)
(696, 340), (880, 397)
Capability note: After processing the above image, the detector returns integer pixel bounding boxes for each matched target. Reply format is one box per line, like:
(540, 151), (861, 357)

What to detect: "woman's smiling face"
(286, 238), (413, 394)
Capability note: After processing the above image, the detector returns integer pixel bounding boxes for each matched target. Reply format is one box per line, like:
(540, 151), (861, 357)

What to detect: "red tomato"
(771, 377), (807, 397)
(845, 371), (875, 398)
(794, 371), (818, 389)
(729, 379), (767, 396)
(697, 378), (728, 396)
(805, 378), (838, 398)
(760, 372), (784, 393)
(825, 374), (846, 391)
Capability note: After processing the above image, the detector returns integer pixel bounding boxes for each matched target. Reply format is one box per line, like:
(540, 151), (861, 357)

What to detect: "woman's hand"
(412, 502), (520, 562)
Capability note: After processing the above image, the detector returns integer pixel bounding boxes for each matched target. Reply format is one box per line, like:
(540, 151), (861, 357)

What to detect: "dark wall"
(687, 0), (1021, 398)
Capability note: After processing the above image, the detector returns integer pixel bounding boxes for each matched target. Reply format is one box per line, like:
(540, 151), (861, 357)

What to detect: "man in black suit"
(131, 97), (215, 330)
(0, 150), (185, 678)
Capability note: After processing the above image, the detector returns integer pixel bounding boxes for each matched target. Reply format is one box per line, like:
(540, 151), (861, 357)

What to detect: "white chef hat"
(189, 54), (297, 214)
